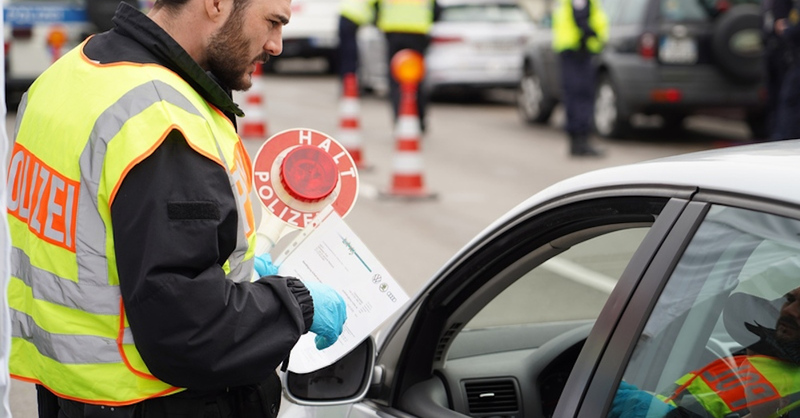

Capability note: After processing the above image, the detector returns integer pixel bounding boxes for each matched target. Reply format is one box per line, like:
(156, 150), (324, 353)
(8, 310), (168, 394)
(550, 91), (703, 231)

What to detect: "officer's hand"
(609, 381), (675, 418)
(254, 253), (279, 277)
(303, 281), (347, 350)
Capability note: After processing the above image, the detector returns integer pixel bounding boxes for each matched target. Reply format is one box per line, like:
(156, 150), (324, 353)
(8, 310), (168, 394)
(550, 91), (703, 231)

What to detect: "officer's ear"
(204, 0), (232, 24)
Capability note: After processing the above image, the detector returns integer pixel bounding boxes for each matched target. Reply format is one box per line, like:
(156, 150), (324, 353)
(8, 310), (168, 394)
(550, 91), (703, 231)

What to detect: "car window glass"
(601, 0), (622, 24)
(439, 4), (530, 23)
(608, 205), (800, 418)
(459, 227), (650, 331)
(615, 0), (647, 25)
(659, 0), (708, 22)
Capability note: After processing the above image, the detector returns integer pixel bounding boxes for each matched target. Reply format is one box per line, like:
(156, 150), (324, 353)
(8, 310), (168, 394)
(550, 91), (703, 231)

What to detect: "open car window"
(609, 205), (800, 418)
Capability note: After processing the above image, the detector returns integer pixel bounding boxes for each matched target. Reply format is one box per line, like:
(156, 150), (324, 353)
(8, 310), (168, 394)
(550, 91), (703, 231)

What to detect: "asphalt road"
(4, 62), (754, 416)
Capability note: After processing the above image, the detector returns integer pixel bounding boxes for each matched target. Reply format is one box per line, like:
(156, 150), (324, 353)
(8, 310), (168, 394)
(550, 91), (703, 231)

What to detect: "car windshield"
(440, 4), (531, 23)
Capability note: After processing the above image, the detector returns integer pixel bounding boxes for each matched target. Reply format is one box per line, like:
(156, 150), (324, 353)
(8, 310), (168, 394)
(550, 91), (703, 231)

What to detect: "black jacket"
(88, 3), (314, 392)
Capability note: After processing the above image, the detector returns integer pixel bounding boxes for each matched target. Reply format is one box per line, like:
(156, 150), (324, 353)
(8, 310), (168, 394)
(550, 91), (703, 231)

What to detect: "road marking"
(542, 257), (617, 294)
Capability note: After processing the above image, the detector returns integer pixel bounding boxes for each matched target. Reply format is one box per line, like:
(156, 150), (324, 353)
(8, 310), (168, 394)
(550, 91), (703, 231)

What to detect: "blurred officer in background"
(773, 6), (800, 140)
(552, 0), (608, 157)
(761, 0), (792, 139)
(4, 0), (347, 415)
(338, 0), (375, 81)
(375, 0), (440, 132)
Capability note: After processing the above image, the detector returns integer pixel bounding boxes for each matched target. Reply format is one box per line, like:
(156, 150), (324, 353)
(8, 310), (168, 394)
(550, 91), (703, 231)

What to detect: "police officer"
(609, 287), (800, 418)
(375, 0), (440, 132)
(551, 0), (608, 156)
(772, 3), (800, 141)
(5, 0), (348, 415)
(338, 0), (375, 80)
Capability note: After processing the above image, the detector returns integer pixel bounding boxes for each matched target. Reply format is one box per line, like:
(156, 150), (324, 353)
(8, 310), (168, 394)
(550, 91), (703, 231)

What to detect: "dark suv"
(516, 0), (765, 138)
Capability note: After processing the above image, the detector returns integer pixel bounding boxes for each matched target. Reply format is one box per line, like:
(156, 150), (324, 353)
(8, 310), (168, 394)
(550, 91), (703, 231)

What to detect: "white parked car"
(268, 0), (341, 73)
(4, 0), (137, 109)
(357, 0), (537, 99)
(281, 139), (800, 418)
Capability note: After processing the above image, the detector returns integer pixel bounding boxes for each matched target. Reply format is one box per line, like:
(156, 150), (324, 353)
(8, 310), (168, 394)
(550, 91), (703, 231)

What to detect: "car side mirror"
(282, 337), (376, 405)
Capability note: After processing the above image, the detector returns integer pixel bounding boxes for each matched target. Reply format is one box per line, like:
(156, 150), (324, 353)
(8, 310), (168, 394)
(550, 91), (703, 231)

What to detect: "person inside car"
(608, 286), (800, 418)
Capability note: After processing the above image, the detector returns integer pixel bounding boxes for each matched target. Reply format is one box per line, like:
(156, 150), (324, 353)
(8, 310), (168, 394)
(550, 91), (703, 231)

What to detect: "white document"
(274, 209), (410, 374)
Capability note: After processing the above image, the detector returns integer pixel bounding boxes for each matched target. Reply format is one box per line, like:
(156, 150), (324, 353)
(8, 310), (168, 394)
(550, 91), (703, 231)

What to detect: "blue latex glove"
(254, 253), (279, 277)
(303, 281), (347, 350)
(609, 381), (675, 418)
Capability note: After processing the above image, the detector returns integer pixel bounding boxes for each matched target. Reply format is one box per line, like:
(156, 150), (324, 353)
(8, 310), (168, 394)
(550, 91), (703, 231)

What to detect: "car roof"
(506, 139), (800, 221)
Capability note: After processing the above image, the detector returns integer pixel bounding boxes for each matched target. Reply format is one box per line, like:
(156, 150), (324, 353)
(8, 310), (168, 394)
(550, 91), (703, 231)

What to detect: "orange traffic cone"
(338, 72), (368, 169)
(239, 63), (268, 140)
(382, 81), (436, 199)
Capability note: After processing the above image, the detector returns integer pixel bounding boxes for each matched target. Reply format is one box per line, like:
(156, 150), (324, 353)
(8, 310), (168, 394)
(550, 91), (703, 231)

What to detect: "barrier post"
(239, 63), (269, 140)
(381, 49), (436, 199)
(338, 72), (369, 169)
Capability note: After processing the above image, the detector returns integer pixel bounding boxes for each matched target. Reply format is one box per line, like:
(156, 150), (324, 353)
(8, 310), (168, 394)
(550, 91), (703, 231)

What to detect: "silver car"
(282, 139), (800, 418)
(357, 0), (537, 99)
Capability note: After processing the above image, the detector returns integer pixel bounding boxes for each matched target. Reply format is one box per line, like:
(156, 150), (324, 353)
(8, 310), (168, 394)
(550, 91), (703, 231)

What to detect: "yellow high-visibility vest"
(552, 0), (608, 53)
(6, 38), (257, 406)
(661, 355), (800, 417)
(376, 0), (435, 34)
(341, 0), (375, 26)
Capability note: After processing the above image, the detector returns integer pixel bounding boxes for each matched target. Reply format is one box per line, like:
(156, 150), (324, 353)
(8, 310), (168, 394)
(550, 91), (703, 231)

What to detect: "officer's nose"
(265, 28), (283, 57)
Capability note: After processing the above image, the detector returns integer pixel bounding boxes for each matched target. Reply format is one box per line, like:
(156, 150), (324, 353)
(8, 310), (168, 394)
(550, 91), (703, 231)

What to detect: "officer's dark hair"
(151, 0), (253, 15)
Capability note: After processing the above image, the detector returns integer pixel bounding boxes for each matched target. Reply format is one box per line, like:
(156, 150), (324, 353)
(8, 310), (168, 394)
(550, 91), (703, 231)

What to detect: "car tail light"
(432, 35), (463, 44)
(639, 32), (657, 59)
(651, 88), (682, 102)
(11, 26), (33, 40)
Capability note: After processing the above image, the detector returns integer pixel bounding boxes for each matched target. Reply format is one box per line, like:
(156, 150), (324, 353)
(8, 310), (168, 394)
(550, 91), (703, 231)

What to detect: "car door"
(561, 193), (800, 417)
(283, 187), (698, 417)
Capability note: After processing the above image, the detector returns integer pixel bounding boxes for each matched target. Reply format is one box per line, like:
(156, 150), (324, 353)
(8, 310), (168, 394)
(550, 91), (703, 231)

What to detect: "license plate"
(659, 36), (697, 64)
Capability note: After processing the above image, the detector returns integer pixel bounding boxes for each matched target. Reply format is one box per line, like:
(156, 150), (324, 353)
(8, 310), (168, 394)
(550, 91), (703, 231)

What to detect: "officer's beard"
(744, 320), (800, 365)
(207, 4), (263, 91)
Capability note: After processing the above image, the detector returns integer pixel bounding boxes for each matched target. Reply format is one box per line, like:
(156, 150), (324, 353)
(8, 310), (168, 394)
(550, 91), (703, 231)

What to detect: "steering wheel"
(525, 323), (594, 418)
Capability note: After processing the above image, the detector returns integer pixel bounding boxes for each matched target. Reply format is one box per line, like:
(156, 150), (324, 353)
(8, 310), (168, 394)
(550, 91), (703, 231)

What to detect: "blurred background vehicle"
(266, 0), (341, 73)
(357, 0), (537, 100)
(517, 0), (767, 139)
(4, 0), (138, 110)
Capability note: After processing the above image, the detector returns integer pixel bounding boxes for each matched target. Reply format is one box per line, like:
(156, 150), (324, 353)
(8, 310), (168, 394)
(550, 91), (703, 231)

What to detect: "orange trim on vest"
(11, 374), (182, 407)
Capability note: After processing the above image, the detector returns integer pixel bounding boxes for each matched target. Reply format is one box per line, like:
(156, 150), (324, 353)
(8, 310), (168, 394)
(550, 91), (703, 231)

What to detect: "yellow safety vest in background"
(6, 39), (257, 406)
(341, 0), (375, 26)
(552, 0), (608, 53)
(376, 0), (435, 34)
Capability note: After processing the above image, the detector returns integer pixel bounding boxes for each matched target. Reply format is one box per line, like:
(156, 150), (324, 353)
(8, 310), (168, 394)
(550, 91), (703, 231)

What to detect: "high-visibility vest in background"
(552, 0), (608, 53)
(341, 0), (375, 26)
(6, 39), (257, 406)
(376, 0), (435, 34)
(661, 355), (800, 417)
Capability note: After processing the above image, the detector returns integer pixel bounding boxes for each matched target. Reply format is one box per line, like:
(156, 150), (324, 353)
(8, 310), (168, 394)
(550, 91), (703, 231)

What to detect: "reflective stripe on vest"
(552, 0), (608, 53)
(7, 40), (256, 405)
(376, 0), (434, 34)
(665, 355), (800, 418)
